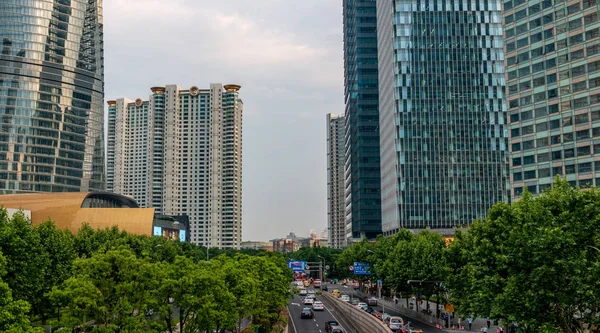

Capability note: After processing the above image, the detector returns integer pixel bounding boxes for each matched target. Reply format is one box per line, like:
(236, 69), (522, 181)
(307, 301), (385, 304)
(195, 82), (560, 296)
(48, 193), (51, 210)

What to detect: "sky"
(103, 0), (344, 241)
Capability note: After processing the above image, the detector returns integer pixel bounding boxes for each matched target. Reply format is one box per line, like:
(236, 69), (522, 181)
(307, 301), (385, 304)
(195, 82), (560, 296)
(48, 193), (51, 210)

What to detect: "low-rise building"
(240, 241), (273, 251)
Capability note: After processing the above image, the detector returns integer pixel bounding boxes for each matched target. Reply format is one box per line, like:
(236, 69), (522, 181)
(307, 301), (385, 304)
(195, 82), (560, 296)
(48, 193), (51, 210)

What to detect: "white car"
(388, 316), (405, 331)
(357, 302), (368, 310)
(303, 297), (315, 305)
(340, 295), (350, 302)
(312, 301), (325, 311)
(308, 289), (316, 294)
(299, 289), (308, 296)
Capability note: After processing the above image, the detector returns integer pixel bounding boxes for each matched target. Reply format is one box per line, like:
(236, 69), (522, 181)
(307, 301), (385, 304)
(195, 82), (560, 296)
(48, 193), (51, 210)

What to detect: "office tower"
(0, 0), (105, 192)
(108, 84), (243, 249)
(343, 0), (382, 243)
(504, 1), (600, 198)
(377, 0), (509, 235)
(327, 114), (346, 248)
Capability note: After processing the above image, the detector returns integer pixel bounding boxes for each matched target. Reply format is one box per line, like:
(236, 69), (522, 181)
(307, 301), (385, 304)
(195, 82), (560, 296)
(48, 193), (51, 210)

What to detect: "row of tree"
(0, 210), (292, 332)
(292, 179), (600, 332)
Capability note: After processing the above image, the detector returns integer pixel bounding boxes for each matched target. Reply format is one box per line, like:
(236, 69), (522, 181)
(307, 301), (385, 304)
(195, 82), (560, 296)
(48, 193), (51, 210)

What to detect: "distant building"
(240, 241), (273, 251)
(107, 84), (243, 249)
(271, 231), (328, 253)
(327, 114), (346, 249)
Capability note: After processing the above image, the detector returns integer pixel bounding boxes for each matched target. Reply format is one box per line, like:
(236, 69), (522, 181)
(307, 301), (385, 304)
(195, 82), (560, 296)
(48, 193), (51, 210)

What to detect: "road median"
(320, 291), (393, 333)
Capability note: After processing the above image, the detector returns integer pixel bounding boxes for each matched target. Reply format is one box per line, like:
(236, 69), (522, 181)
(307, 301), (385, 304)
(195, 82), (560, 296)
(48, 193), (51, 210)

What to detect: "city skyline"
(103, 0), (344, 241)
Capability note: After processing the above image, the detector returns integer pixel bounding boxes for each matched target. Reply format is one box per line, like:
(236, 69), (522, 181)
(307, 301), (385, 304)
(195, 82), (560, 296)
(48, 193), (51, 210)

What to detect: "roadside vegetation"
(0, 211), (292, 332)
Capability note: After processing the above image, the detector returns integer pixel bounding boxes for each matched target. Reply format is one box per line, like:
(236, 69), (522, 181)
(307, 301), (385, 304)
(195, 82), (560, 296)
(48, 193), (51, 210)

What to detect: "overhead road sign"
(353, 261), (371, 275)
(288, 260), (307, 272)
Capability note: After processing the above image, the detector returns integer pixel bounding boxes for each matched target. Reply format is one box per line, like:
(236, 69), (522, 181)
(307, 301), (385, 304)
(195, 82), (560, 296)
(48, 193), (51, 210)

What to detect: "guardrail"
(321, 292), (393, 333)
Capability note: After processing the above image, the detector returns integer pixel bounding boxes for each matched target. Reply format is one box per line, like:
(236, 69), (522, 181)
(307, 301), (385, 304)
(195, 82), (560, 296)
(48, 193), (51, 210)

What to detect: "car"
(306, 294), (316, 300)
(303, 297), (315, 305)
(388, 316), (405, 332)
(300, 308), (314, 319)
(367, 297), (378, 306)
(304, 281), (311, 287)
(321, 284), (328, 291)
(308, 289), (316, 294)
(340, 295), (350, 302)
(330, 326), (345, 333)
(312, 301), (325, 311)
(332, 289), (341, 297)
(365, 306), (375, 314)
(325, 321), (340, 332)
(299, 289), (308, 296)
(357, 302), (368, 310)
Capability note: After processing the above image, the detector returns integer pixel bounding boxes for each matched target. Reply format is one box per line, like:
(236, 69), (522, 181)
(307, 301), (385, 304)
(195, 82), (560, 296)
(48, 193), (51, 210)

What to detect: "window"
(575, 113), (589, 125)
(550, 119), (561, 130)
(568, 3), (581, 14)
(576, 129), (590, 140)
(564, 132), (574, 142)
(539, 168), (551, 178)
(523, 140), (535, 150)
(524, 170), (537, 179)
(552, 150), (563, 160)
(524, 155), (536, 165)
(513, 171), (523, 181)
(579, 162), (592, 173)
(577, 145), (591, 156)
(537, 122), (548, 132)
(511, 128), (521, 137)
(538, 152), (551, 162)
(564, 148), (575, 158)
(513, 157), (522, 166)
(537, 137), (549, 147)
(565, 164), (576, 174)
(512, 142), (522, 151)
(553, 166), (563, 175)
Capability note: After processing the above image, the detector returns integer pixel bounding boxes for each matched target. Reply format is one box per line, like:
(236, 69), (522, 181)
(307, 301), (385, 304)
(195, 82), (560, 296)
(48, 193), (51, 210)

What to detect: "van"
(332, 289), (341, 297)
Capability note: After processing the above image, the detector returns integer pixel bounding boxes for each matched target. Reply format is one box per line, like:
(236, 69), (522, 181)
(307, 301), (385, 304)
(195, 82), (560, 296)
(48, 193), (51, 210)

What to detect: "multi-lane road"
(287, 290), (344, 333)
(298, 284), (440, 333)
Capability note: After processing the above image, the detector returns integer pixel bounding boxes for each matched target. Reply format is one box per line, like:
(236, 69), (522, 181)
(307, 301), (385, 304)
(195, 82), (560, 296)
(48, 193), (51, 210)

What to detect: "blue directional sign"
(288, 260), (307, 272)
(353, 261), (371, 275)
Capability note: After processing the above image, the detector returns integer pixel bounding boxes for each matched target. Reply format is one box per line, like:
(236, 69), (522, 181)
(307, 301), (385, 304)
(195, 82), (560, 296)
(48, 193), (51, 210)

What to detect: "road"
(332, 283), (439, 333)
(288, 288), (345, 333)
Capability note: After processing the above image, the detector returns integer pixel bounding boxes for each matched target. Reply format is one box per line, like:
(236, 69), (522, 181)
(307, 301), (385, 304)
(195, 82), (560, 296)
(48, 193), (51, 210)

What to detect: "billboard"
(353, 261), (371, 275)
(288, 260), (307, 272)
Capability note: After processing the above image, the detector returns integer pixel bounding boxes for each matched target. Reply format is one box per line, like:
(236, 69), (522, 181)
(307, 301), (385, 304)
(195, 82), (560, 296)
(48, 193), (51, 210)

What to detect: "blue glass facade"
(378, 0), (509, 234)
(0, 0), (105, 192)
(343, 0), (382, 241)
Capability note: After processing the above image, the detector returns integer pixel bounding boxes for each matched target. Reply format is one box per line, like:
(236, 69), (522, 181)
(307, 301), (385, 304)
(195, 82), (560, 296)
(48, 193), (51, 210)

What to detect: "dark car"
(325, 321), (340, 332)
(301, 308), (314, 319)
(321, 284), (328, 291)
(365, 306), (375, 314)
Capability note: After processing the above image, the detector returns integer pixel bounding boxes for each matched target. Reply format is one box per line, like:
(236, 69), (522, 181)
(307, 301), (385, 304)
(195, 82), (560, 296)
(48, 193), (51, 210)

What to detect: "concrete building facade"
(377, 0), (509, 235)
(108, 84), (243, 249)
(327, 114), (347, 248)
(0, 0), (105, 193)
(504, 0), (600, 197)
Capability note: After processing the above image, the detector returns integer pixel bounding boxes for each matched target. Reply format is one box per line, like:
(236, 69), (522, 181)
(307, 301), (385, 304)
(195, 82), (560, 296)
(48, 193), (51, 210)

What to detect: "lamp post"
(317, 255), (324, 282)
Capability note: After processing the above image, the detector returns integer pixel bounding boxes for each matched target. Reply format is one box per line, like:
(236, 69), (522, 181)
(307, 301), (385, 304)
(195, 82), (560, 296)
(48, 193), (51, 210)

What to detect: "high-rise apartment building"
(108, 84), (243, 248)
(343, 0), (382, 243)
(504, 0), (600, 198)
(327, 114), (346, 248)
(377, 0), (509, 235)
(0, 0), (105, 192)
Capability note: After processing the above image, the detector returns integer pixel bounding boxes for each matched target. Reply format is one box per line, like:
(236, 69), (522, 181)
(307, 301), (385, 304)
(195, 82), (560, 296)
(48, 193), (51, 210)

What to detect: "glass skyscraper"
(343, 0), (382, 242)
(0, 0), (105, 192)
(505, 0), (600, 198)
(377, 0), (509, 234)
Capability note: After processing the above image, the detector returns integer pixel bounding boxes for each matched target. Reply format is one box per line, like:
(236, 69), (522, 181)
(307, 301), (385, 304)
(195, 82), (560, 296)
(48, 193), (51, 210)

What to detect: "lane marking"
(287, 305), (299, 333)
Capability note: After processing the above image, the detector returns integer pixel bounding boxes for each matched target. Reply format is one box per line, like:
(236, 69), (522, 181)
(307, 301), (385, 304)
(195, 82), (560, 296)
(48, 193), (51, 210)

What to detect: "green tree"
(0, 251), (41, 332)
(0, 210), (50, 321)
(448, 178), (600, 332)
(51, 248), (160, 331)
(372, 230), (415, 305)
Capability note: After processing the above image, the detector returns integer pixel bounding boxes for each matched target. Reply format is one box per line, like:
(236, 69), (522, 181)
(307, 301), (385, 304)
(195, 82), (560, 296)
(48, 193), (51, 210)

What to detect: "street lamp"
(317, 255), (324, 282)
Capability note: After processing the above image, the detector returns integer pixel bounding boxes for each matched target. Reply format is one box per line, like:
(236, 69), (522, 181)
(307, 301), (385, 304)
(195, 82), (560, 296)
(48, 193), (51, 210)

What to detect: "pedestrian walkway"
(356, 290), (500, 333)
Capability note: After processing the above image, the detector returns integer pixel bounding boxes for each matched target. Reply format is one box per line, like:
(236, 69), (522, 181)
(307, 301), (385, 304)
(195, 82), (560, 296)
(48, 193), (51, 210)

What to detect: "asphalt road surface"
(332, 284), (439, 333)
(288, 289), (345, 333)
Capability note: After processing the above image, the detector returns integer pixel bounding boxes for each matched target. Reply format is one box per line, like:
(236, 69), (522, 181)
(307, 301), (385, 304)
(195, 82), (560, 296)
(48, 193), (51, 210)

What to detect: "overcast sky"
(103, 0), (344, 241)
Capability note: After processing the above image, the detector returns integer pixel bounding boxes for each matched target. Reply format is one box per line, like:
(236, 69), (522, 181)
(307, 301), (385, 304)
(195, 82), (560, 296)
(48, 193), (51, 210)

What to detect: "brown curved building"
(0, 192), (155, 235)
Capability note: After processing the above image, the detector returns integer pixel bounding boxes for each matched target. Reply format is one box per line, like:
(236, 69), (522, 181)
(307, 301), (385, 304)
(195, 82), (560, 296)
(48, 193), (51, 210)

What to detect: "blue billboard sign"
(353, 261), (371, 275)
(288, 260), (307, 272)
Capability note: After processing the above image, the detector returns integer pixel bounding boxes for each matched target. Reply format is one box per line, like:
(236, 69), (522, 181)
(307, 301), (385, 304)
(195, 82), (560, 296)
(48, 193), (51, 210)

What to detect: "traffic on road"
(288, 281), (346, 333)
(292, 278), (437, 333)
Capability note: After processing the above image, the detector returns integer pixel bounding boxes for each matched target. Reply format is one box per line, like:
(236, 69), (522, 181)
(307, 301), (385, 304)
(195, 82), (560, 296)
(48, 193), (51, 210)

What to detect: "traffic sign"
(353, 262), (371, 275)
(349, 265), (354, 271)
(377, 280), (382, 289)
(325, 265), (330, 270)
(305, 265), (311, 270)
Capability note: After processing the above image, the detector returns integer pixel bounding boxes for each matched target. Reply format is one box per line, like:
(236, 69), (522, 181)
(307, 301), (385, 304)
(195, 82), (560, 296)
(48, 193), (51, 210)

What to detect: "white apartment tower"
(327, 114), (346, 248)
(107, 84), (243, 248)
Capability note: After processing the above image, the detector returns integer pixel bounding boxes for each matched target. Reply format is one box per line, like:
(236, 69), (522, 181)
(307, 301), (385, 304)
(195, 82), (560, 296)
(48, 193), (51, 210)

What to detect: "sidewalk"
(359, 290), (500, 333)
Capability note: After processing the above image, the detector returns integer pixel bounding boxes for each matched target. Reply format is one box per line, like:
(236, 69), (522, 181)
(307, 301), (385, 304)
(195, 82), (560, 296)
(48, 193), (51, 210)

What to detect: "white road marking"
(287, 305), (299, 333)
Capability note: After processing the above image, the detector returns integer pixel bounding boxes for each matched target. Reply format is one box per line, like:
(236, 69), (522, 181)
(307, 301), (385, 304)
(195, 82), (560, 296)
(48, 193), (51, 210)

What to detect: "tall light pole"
(317, 255), (324, 282)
